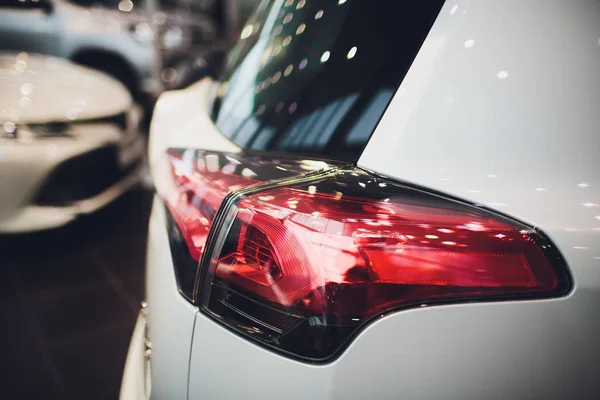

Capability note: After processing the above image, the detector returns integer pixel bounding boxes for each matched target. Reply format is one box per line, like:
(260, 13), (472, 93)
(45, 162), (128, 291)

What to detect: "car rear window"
(212, 0), (444, 161)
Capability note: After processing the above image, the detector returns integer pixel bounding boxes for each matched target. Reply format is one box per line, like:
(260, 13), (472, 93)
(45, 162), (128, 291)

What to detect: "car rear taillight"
(155, 149), (329, 299)
(157, 149), (570, 361)
(199, 169), (571, 361)
(155, 149), (262, 299)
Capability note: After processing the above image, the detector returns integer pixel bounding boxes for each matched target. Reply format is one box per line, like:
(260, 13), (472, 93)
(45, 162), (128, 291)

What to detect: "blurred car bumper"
(0, 108), (146, 233)
(120, 308), (151, 400)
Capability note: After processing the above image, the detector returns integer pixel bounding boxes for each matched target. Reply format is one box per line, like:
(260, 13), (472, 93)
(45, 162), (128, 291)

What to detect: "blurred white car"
(123, 0), (600, 399)
(0, 0), (244, 101)
(0, 0), (165, 102)
(0, 52), (145, 233)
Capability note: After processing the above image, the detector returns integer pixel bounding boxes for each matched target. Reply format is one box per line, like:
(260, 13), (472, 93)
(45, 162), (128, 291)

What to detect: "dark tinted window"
(212, 0), (444, 161)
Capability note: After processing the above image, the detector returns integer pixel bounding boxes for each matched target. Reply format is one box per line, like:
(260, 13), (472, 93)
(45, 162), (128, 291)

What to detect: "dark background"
(0, 187), (152, 400)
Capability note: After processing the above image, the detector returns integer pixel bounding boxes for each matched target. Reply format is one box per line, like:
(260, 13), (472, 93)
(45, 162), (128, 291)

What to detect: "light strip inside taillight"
(200, 168), (571, 361)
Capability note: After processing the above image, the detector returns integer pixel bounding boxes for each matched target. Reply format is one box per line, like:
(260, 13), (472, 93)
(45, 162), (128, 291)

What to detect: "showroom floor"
(0, 187), (153, 400)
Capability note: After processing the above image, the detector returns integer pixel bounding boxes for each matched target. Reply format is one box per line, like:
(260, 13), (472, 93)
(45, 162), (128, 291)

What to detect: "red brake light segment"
(159, 149), (260, 261)
(202, 169), (571, 361)
(156, 149), (332, 300)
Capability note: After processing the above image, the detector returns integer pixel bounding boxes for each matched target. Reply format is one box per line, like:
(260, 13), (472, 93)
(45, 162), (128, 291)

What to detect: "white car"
(0, 0), (244, 101)
(0, 52), (145, 233)
(0, 0), (165, 102)
(122, 0), (600, 399)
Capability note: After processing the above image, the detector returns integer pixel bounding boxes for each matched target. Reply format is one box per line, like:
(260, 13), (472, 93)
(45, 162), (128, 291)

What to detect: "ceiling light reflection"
(284, 64), (294, 76)
(118, 0), (133, 12)
(240, 24), (253, 39)
(347, 46), (357, 59)
(20, 82), (34, 96)
(272, 71), (282, 83)
(3, 121), (16, 133)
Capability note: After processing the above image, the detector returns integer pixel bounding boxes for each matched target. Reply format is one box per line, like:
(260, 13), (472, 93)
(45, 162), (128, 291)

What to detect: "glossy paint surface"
(120, 312), (147, 400)
(144, 198), (198, 400)
(0, 52), (131, 123)
(148, 79), (240, 174)
(353, 0), (600, 396)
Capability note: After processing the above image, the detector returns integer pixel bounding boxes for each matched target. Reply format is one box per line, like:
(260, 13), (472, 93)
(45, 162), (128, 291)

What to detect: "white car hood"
(0, 53), (132, 124)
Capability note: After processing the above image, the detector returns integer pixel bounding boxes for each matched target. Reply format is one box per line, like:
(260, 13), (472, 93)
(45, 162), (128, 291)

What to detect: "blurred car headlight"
(130, 22), (154, 46)
(1, 122), (72, 143)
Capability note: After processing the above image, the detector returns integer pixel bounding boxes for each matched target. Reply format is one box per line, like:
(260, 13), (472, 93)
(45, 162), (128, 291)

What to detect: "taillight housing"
(157, 149), (571, 362)
(199, 169), (571, 361)
(155, 148), (329, 300)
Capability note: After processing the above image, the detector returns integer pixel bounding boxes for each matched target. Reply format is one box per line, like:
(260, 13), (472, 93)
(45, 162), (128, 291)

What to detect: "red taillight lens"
(202, 169), (570, 361)
(156, 149), (328, 299)
(160, 149), (260, 261)
(156, 149), (263, 299)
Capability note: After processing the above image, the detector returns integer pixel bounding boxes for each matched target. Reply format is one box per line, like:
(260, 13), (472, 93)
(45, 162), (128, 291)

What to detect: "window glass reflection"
(212, 0), (445, 161)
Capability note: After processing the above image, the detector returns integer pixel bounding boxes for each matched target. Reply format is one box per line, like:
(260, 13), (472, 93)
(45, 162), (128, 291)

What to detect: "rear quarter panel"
(191, 0), (600, 398)
(185, 1), (600, 398)
(354, 0), (600, 397)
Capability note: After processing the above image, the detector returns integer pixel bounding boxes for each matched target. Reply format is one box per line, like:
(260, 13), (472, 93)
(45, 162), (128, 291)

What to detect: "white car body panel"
(120, 312), (149, 400)
(148, 79), (239, 172)
(0, 53), (144, 232)
(141, 197), (198, 400)
(123, 80), (239, 400)
(134, 1), (600, 399)
(187, 295), (599, 400)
